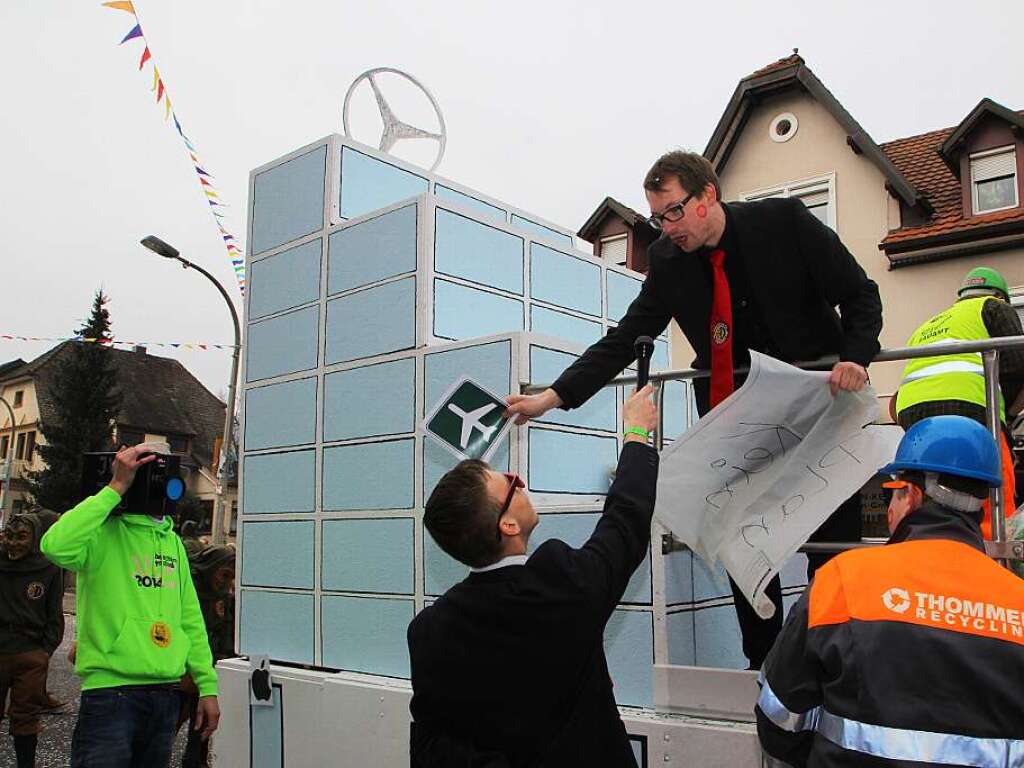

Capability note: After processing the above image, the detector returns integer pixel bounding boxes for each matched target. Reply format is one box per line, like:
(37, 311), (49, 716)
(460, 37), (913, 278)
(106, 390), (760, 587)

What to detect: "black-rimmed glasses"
(647, 193), (694, 230)
(496, 472), (524, 541)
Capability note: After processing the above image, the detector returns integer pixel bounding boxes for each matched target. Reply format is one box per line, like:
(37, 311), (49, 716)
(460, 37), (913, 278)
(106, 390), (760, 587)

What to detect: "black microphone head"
(634, 336), (655, 390)
(635, 335), (655, 360)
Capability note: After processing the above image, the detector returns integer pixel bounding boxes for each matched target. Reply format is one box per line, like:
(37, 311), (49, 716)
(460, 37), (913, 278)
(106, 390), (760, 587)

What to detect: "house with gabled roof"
(880, 98), (1024, 264)
(581, 52), (1024, 396)
(0, 342), (236, 528)
(576, 196), (659, 272)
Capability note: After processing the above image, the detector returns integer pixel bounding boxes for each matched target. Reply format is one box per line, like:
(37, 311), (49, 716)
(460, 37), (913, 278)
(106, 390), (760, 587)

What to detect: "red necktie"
(708, 249), (734, 408)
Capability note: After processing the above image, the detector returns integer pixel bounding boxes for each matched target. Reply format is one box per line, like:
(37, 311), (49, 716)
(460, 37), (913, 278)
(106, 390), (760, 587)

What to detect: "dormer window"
(970, 146), (1018, 214)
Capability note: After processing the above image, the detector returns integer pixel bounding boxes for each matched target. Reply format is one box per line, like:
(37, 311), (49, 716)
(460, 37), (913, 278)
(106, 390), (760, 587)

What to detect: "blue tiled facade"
(239, 135), (789, 702)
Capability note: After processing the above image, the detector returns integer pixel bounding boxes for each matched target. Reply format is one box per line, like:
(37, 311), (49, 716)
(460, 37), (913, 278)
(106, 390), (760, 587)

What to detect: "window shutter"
(797, 189), (830, 208)
(971, 149), (1016, 182)
(745, 190), (786, 201)
(601, 235), (628, 265)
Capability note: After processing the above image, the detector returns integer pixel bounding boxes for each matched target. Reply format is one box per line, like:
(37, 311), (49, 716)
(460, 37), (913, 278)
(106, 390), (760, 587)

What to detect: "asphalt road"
(0, 615), (191, 768)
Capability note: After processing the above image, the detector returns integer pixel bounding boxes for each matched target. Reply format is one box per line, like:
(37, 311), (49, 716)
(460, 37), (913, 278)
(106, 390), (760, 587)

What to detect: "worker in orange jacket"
(757, 415), (1024, 767)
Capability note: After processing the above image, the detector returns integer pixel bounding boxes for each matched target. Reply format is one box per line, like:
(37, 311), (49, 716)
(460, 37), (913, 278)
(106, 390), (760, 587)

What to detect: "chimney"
(134, 345), (147, 355)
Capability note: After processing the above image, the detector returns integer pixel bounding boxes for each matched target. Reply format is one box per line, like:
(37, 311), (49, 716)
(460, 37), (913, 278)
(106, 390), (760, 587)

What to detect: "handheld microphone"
(634, 336), (655, 390)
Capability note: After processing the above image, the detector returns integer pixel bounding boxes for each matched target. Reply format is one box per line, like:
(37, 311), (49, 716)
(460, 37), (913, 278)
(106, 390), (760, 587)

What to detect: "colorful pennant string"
(101, 1), (245, 294)
(1, 334), (236, 351)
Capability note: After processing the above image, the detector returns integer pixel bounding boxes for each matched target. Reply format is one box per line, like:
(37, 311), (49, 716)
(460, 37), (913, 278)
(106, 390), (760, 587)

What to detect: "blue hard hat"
(880, 415), (1002, 487)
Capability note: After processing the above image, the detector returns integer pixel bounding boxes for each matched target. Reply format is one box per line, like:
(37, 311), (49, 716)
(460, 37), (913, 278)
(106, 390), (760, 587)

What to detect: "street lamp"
(141, 235), (240, 546)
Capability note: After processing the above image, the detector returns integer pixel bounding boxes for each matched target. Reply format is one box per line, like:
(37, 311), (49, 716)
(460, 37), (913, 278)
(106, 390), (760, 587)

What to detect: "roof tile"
(6, 342), (226, 467)
(880, 125), (1024, 248)
(746, 53), (804, 79)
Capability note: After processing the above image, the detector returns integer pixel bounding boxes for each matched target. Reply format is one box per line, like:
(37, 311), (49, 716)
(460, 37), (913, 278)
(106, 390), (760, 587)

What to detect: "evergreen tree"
(29, 290), (122, 512)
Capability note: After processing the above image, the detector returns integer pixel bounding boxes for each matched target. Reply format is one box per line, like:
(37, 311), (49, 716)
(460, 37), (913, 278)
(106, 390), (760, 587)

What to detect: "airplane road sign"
(423, 377), (513, 462)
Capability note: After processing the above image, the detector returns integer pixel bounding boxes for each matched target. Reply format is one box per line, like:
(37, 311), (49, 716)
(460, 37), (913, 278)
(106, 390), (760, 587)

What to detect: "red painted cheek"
(696, 204), (707, 218)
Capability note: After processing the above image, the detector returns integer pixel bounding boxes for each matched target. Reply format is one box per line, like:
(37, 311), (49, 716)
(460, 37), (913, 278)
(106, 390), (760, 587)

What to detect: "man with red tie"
(506, 150), (882, 669)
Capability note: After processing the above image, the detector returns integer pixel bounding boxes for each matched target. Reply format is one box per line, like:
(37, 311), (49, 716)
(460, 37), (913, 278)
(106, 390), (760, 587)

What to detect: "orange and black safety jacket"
(756, 501), (1024, 767)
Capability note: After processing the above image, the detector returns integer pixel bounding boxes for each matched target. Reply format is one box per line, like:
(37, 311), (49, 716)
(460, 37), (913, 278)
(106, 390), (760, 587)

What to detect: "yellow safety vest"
(896, 296), (1005, 422)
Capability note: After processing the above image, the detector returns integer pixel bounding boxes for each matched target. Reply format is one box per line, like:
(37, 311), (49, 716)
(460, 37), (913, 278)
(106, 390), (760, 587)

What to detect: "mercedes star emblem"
(342, 67), (447, 172)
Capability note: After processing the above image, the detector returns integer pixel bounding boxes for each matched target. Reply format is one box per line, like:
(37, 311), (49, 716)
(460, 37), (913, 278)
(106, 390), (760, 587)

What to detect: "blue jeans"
(71, 686), (181, 768)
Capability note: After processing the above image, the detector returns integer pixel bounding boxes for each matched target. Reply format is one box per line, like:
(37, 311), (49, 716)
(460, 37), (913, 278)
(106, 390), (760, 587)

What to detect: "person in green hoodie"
(0, 510), (65, 768)
(40, 444), (220, 768)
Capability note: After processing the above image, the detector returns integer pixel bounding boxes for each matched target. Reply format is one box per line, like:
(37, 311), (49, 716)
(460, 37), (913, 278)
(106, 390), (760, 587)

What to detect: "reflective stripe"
(815, 709), (1024, 767)
(758, 678), (1024, 766)
(756, 677), (820, 733)
(901, 360), (985, 385)
(915, 337), (973, 345)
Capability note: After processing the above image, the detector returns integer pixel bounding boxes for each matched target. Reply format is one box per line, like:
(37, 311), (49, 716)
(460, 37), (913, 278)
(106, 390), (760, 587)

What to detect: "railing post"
(653, 382), (666, 452)
(982, 350), (1009, 567)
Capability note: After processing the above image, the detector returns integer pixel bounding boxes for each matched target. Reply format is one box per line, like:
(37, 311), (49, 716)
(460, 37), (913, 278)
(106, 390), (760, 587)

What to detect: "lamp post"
(142, 236), (240, 546)
(0, 395), (15, 530)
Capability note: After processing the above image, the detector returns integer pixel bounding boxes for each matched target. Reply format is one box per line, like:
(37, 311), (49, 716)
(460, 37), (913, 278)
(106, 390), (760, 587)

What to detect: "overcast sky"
(2, 1), (1021, 398)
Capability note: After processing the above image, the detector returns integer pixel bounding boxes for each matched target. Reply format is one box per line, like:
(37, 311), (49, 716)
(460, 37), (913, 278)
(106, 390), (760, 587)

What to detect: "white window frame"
(970, 145), (1018, 215)
(599, 233), (628, 267)
(769, 112), (799, 143)
(740, 172), (837, 230)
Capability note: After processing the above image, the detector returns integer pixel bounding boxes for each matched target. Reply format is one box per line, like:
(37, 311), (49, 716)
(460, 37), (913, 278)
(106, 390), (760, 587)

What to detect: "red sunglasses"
(496, 472), (525, 541)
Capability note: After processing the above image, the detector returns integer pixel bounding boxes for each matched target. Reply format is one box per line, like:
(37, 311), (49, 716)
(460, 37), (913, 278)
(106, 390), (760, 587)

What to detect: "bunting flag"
(120, 23), (143, 44)
(1, 333), (237, 351)
(101, 1), (246, 295)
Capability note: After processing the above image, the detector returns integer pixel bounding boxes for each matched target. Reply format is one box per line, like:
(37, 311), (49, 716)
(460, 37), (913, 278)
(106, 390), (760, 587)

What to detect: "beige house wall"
(1, 378), (42, 432)
(667, 90), (1024, 400)
(0, 379), (45, 517)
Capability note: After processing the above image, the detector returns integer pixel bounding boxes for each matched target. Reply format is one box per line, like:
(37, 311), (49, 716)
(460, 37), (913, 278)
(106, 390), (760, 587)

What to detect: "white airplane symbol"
(447, 403), (498, 448)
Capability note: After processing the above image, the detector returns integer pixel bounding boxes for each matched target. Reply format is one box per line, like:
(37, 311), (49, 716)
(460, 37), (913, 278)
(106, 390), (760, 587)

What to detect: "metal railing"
(521, 335), (1024, 566)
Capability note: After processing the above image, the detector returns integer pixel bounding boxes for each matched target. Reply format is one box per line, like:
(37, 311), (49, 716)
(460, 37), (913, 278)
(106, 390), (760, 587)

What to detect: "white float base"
(213, 658), (764, 767)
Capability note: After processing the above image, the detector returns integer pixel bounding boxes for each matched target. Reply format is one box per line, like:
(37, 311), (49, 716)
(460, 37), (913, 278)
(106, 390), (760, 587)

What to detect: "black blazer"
(551, 197), (883, 413)
(407, 442), (659, 768)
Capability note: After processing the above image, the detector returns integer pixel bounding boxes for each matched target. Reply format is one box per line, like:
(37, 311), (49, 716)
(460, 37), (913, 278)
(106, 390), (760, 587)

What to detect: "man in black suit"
(408, 386), (658, 767)
(506, 151), (883, 669)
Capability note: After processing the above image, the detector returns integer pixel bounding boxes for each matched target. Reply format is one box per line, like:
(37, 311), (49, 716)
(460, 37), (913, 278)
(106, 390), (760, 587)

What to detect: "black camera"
(81, 449), (185, 517)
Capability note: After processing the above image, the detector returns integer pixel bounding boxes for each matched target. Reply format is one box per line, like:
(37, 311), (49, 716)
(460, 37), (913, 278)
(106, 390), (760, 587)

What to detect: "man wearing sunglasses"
(408, 386), (659, 767)
(506, 150), (883, 670)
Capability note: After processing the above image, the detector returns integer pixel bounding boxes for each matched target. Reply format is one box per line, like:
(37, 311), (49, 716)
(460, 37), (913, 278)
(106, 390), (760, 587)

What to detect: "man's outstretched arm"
(564, 386), (660, 618)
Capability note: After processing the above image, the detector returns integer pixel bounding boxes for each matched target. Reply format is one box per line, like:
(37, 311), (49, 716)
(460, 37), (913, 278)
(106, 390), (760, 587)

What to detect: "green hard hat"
(958, 266), (1009, 301)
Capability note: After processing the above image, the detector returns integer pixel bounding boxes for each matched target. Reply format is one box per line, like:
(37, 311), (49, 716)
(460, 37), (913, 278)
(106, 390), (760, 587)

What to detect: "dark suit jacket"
(551, 197), (883, 414)
(407, 442), (659, 768)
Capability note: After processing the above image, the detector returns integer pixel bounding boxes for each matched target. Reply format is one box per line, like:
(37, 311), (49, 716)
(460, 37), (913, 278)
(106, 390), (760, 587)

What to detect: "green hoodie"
(40, 487), (217, 697)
